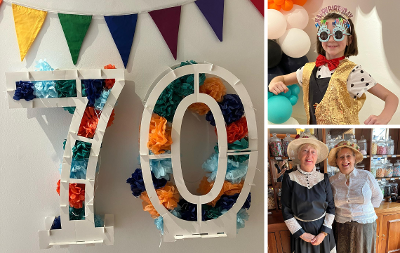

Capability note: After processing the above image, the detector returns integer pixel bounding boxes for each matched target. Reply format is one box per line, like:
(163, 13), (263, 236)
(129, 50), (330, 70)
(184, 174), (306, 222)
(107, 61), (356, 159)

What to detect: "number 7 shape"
(6, 68), (125, 248)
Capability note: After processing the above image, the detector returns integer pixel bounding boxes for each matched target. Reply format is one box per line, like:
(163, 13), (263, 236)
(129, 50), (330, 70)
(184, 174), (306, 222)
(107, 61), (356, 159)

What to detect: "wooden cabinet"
(268, 211), (291, 253)
(375, 202), (400, 253)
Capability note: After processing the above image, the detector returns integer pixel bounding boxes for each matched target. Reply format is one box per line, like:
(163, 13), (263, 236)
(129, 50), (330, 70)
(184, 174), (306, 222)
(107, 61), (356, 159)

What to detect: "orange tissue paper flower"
(147, 114), (173, 154)
(189, 77), (227, 115)
(104, 64), (116, 89)
(140, 183), (180, 218)
(78, 107), (100, 138)
(57, 180), (60, 195)
(69, 183), (85, 209)
(197, 177), (244, 206)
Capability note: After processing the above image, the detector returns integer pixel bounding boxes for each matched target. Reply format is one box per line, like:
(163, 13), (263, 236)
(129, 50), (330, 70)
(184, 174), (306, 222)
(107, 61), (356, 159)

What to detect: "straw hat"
(328, 141), (363, 167)
(287, 135), (329, 165)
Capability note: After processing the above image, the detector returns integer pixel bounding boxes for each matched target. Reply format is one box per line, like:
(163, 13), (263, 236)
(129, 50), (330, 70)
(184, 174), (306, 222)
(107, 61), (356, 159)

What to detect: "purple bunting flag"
(195, 0), (225, 41)
(149, 6), (181, 60)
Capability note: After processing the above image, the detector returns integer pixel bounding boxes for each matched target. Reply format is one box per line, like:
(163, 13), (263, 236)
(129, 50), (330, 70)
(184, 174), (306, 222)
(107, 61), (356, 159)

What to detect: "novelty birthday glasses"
(317, 18), (351, 42)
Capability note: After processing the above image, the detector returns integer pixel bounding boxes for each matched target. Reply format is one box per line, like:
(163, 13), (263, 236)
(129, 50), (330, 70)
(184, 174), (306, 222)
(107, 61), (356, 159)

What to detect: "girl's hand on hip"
(364, 114), (390, 125)
(300, 232), (315, 243)
(269, 81), (289, 95)
(310, 233), (326, 246)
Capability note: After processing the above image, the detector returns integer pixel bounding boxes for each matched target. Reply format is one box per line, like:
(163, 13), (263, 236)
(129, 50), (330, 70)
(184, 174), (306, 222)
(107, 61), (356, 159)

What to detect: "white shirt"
(296, 64), (377, 99)
(329, 169), (383, 224)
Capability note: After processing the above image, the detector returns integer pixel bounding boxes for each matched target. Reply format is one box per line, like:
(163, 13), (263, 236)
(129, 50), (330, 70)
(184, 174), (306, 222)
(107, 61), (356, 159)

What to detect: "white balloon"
(278, 28), (311, 58)
(281, 5), (309, 30)
(268, 9), (287, 39)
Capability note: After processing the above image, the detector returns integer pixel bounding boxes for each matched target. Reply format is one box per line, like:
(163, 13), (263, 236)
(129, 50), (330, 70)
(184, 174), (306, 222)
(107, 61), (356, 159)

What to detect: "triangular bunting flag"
(12, 4), (47, 61)
(149, 6), (181, 59)
(195, 0), (224, 41)
(58, 13), (92, 65)
(250, 0), (264, 17)
(104, 14), (138, 68)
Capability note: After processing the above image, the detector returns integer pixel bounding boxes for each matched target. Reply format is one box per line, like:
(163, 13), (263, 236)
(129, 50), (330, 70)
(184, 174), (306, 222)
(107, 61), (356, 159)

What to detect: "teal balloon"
(268, 96), (292, 124)
(288, 95), (298, 105)
(268, 92), (274, 99)
(289, 84), (300, 95)
(280, 89), (292, 98)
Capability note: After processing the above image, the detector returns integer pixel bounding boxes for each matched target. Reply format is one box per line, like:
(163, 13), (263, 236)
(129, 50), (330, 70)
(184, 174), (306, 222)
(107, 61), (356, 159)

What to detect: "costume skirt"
(291, 216), (336, 253)
(333, 221), (377, 253)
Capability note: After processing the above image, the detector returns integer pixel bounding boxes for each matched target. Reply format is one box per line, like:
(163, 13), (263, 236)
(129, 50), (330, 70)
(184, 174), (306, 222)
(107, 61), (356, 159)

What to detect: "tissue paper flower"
(69, 183), (85, 209)
(197, 177), (244, 206)
(206, 94), (244, 126)
(104, 64), (116, 89)
(126, 168), (167, 197)
(56, 80), (77, 98)
(147, 114), (173, 154)
(72, 141), (92, 161)
(82, 79), (104, 106)
(214, 138), (249, 163)
(140, 183), (180, 218)
(202, 153), (248, 184)
(223, 117), (248, 144)
(13, 81), (35, 101)
(189, 77), (227, 115)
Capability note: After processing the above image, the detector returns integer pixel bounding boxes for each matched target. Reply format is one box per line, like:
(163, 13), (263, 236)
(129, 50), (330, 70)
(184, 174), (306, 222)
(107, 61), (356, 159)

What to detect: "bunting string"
(1, 0), (196, 16)
(1, 0), (262, 66)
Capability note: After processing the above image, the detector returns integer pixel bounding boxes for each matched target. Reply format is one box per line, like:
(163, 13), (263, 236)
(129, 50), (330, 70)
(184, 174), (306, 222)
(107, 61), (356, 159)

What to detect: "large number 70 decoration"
(6, 68), (125, 248)
(6, 62), (258, 247)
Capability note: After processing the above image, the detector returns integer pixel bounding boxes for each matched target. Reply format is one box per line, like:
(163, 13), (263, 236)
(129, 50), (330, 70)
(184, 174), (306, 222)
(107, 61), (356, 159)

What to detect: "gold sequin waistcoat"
(302, 59), (366, 124)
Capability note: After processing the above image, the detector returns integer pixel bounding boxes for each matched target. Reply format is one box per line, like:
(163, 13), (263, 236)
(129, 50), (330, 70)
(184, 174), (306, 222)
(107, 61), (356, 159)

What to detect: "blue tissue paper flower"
(178, 199), (197, 221)
(150, 158), (173, 180)
(50, 216), (61, 230)
(154, 216), (164, 235)
(82, 79), (105, 106)
(70, 159), (88, 179)
(35, 59), (54, 71)
(126, 168), (167, 197)
(236, 208), (249, 230)
(202, 153), (248, 184)
(94, 89), (110, 111)
(13, 81), (35, 101)
(206, 94), (244, 126)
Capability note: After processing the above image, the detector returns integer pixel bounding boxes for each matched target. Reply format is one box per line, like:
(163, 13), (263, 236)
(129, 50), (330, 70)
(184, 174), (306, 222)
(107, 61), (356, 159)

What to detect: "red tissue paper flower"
(69, 183), (85, 209)
(104, 64), (116, 90)
(57, 180), (60, 195)
(215, 117), (248, 143)
(78, 107), (100, 138)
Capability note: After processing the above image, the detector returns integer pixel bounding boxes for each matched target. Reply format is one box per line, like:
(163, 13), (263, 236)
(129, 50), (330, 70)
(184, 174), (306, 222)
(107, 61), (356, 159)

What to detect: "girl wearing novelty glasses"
(269, 6), (398, 125)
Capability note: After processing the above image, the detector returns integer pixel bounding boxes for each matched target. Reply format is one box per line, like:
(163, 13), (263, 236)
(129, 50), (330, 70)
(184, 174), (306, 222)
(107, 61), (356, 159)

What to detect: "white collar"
(297, 165), (316, 175)
(338, 167), (358, 179)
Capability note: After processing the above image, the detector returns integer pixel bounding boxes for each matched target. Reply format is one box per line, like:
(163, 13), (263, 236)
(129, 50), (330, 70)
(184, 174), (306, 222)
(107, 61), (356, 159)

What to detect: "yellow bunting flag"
(12, 4), (47, 61)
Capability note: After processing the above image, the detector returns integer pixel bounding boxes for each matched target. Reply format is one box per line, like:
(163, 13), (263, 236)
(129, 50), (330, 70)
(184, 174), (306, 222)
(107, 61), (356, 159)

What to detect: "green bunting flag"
(58, 13), (92, 65)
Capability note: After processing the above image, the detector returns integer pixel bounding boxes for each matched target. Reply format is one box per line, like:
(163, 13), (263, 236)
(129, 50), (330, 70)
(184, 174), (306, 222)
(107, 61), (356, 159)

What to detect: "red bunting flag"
(250, 0), (264, 16)
(149, 6), (181, 59)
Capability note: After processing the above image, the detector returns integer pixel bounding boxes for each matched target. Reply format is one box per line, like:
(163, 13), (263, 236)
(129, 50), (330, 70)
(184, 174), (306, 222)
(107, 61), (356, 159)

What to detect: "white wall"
(0, 0), (264, 252)
(291, 0), (400, 124)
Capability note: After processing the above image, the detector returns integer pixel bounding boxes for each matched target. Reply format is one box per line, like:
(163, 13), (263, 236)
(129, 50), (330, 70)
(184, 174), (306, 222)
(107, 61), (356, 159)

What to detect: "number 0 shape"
(139, 63), (258, 241)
